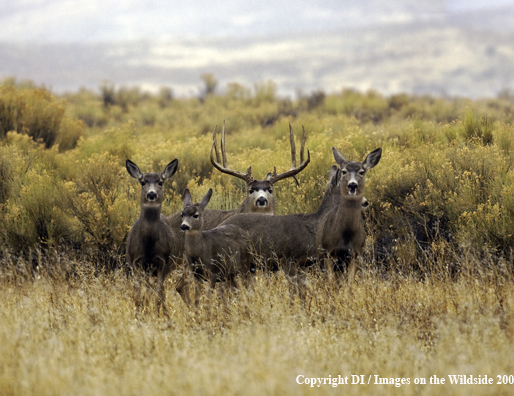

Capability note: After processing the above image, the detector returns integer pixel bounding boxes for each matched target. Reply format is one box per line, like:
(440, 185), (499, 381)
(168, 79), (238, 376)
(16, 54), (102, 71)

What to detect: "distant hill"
(1, 4), (514, 98)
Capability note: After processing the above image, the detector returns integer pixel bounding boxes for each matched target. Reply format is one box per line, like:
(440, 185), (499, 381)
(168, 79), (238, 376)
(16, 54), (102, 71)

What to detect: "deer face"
(340, 162), (367, 199)
(140, 173), (165, 205)
(126, 159), (178, 207)
(180, 204), (203, 232)
(332, 147), (382, 200)
(180, 188), (212, 232)
(246, 180), (274, 212)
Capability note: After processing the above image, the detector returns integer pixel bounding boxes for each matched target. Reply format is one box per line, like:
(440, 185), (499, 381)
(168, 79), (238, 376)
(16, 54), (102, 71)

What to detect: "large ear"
(363, 148), (382, 171)
(182, 189), (192, 207)
(332, 147), (348, 167)
(199, 188), (213, 209)
(126, 159), (143, 181)
(162, 159), (178, 180)
(328, 165), (341, 188)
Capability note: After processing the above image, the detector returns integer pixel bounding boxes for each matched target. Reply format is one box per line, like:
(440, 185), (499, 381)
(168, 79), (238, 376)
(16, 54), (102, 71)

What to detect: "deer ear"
(328, 165), (341, 187)
(126, 159), (143, 181)
(363, 148), (382, 171)
(200, 188), (213, 209)
(182, 189), (192, 207)
(162, 159), (178, 180)
(332, 147), (348, 167)
(361, 197), (370, 209)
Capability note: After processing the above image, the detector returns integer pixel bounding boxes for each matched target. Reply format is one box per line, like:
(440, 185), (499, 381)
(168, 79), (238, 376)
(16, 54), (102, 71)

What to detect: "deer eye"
(158, 181), (164, 186)
(193, 214), (199, 219)
(249, 189), (255, 194)
(140, 181), (146, 186)
(341, 170), (347, 176)
(268, 189), (272, 194)
(359, 170), (365, 176)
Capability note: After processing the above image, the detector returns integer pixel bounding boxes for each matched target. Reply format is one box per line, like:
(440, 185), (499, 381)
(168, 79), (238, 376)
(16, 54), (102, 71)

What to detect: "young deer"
(125, 159), (178, 315)
(180, 188), (253, 302)
(316, 147), (382, 284)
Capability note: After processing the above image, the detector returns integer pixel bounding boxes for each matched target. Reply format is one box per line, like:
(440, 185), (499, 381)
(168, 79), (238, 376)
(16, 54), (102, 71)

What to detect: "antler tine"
(212, 125), (221, 164)
(300, 125), (306, 164)
(221, 120), (228, 168)
(210, 121), (253, 183)
(289, 122), (296, 169)
(268, 125), (311, 184)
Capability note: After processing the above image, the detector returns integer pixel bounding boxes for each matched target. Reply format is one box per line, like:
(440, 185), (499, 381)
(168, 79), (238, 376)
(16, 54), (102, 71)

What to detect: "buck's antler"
(210, 121), (254, 183)
(267, 123), (310, 184)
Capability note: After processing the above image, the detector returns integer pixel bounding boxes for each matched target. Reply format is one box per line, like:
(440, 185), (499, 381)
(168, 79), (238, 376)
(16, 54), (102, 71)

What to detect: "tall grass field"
(1, 79), (514, 394)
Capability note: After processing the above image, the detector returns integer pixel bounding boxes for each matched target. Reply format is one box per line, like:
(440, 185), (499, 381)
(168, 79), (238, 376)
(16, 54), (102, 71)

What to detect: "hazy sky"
(1, 0), (514, 42)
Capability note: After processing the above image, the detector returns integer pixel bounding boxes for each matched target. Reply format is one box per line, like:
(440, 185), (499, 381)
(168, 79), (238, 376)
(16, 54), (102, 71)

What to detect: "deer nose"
(348, 182), (358, 193)
(181, 224), (190, 231)
(256, 197), (268, 206)
(147, 191), (157, 200)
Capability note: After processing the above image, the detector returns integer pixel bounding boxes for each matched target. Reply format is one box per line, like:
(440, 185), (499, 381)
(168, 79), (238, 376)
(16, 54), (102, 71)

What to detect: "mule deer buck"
(316, 147), (382, 284)
(125, 158), (178, 315)
(211, 121), (310, 215)
(180, 188), (253, 303)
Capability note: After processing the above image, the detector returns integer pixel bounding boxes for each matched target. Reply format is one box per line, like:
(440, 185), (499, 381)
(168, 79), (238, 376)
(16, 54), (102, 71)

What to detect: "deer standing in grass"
(125, 159), (178, 315)
(180, 188), (253, 304)
(316, 147), (382, 284)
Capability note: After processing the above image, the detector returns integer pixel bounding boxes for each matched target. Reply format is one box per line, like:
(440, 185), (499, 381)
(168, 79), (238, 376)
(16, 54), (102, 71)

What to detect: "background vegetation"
(1, 77), (514, 394)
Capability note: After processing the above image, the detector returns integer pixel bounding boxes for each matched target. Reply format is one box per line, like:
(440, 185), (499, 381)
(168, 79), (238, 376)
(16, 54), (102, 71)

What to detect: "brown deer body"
(220, 165), (343, 270)
(180, 188), (253, 302)
(125, 159), (178, 314)
(316, 147), (382, 283)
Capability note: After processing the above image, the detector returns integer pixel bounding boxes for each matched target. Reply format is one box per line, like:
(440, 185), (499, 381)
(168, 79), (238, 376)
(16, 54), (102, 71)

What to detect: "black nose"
(256, 197), (267, 206)
(181, 224), (189, 231)
(348, 182), (358, 192)
(147, 191), (157, 200)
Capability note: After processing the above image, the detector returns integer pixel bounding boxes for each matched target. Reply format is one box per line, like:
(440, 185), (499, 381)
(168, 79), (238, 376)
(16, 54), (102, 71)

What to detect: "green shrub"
(0, 85), (82, 151)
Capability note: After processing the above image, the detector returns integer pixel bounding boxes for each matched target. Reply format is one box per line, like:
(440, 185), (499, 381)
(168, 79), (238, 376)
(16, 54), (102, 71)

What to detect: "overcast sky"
(1, 0), (514, 43)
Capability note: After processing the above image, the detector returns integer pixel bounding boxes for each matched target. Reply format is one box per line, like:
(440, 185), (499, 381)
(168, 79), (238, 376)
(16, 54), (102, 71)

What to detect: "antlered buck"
(210, 121), (310, 215)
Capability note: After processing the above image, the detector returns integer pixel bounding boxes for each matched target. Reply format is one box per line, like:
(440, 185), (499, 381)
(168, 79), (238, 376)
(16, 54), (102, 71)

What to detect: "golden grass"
(1, 254), (513, 395)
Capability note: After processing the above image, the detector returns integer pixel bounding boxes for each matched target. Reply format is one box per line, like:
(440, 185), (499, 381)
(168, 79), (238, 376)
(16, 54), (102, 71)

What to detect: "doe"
(125, 158), (178, 315)
(181, 188), (253, 303)
(316, 147), (381, 284)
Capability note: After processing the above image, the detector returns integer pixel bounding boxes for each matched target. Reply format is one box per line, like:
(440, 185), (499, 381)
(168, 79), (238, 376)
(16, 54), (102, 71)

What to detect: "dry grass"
(3, 82), (514, 395)
(1, 253), (513, 395)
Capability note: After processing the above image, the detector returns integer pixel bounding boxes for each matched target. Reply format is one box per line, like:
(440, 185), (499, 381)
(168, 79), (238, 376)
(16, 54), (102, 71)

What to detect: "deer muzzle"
(256, 196), (268, 207)
(348, 182), (358, 195)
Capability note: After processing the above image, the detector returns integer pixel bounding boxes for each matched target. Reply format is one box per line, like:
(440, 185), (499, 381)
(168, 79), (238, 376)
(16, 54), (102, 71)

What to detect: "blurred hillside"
(1, 2), (514, 97)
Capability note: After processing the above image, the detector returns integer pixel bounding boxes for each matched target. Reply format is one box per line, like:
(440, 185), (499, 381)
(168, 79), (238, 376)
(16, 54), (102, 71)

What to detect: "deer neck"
(141, 204), (162, 222)
(184, 229), (205, 257)
(335, 196), (363, 227)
